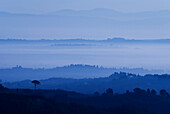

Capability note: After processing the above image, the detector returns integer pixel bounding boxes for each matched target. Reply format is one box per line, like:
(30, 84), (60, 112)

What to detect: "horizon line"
(1, 8), (170, 15)
(1, 38), (170, 41)
(0, 64), (163, 71)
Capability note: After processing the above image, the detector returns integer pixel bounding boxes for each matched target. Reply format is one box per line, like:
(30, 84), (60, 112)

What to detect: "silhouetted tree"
(147, 88), (150, 95)
(32, 80), (40, 90)
(133, 88), (146, 96)
(126, 90), (130, 94)
(133, 88), (142, 93)
(151, 89), (156, 96)
(106, 88), (113, 96)
(119, 72), (127, 79)
(160, 89), (169, 97)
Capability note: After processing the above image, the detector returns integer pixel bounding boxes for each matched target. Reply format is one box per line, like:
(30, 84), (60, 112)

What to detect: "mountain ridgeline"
(0, 64), (163, 81)
(3, 68), (170, 94)
(1, 9), (170, 39)
(1, 38), (170, 43)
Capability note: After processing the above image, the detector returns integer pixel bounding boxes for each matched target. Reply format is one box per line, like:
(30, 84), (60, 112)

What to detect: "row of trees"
(32, 80), (169, 97)
(5, 79), (169, 97)
(132, 88), (169, 97)
(94, 88), (169, 97)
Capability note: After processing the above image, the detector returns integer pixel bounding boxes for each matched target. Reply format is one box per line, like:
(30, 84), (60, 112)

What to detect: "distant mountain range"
(2, 8), (170, 20)
(47, 8), (170, 21)
(0, 65), (164, 82)
(1, 38), (170, 43)
(1, 9), (170, 39)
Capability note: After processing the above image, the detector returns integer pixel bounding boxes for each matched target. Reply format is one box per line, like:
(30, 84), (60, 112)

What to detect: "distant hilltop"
(1, 38), (170, 43)
(1, 9), (170, 39)
(0, 64), (164, 82)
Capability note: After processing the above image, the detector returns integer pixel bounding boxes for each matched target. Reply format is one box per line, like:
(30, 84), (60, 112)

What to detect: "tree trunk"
(34, 83), (36, 90)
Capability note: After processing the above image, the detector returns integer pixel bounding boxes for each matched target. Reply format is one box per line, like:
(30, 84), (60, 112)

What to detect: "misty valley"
(1, 1), (170, 113)
(0, 38), (170, 70)
(0, 39), (170, 113)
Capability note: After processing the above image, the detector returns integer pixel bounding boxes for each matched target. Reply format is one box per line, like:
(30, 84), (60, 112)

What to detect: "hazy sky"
(0, 0), (170, 13)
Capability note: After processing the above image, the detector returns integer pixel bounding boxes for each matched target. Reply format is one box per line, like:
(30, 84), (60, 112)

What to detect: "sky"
(0, 0), (170, 13)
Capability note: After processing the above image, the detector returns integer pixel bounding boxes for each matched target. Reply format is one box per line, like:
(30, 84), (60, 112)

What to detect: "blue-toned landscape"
(1, 38), (170, 70)
(1, 0), (170, 113)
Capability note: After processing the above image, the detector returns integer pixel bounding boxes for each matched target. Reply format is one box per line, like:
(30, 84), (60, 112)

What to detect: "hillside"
(0, 65), (163, 81)
(4, 72), (170, 94)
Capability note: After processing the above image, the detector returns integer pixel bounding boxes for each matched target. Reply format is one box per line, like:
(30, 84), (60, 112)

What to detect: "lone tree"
(160, 89), (169, 97)
(32, 80), (40, 90)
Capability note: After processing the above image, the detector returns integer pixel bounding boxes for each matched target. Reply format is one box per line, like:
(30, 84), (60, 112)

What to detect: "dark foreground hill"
(0, 84), (170, 114)
(0, 85), (153, 114)
(0, 93), (153, 114)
